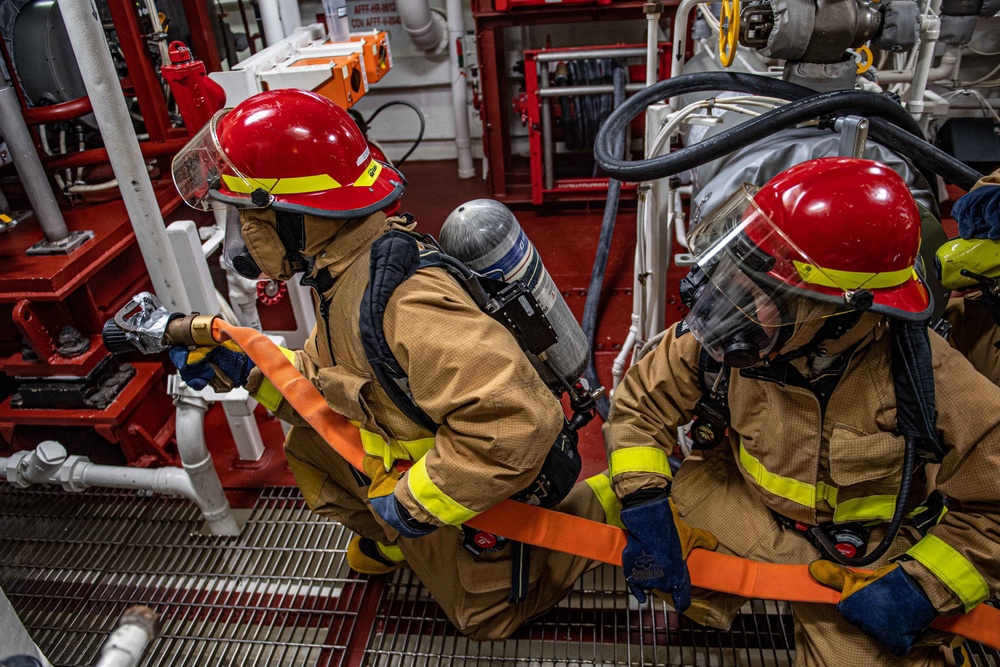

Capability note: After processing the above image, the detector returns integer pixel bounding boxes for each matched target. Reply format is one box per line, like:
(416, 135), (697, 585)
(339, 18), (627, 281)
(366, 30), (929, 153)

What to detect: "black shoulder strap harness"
(690, 317), (946, 567)
(359, 230), (581, 602)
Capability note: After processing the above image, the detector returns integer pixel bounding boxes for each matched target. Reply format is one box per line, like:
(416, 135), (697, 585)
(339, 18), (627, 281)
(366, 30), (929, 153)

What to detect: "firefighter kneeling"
(169, 89), (615, 640)
(605, 158), (1000, 666)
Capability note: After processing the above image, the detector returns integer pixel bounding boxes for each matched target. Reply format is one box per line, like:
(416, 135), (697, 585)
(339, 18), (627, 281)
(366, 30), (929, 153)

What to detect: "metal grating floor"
(1, 486), (997, 667)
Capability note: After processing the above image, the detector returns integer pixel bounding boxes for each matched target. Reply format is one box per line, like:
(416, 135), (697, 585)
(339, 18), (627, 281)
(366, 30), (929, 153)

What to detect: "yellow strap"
(834, 494), (896, 522)
(376, 541), (406, 563)
(354, 424), (434, 472)
(584, 474), (624, 529)
(609, 446), (673, 480)
(793, 260), (915, 291)
(907, 534), (990, 612)
(739, 438), (898, 522)
(406, 457), (478, 525)
(252, 346), (297, 412)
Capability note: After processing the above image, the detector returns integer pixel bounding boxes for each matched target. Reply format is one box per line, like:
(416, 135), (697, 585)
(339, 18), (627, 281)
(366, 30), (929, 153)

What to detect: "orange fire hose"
(212, 319), (1000, 649)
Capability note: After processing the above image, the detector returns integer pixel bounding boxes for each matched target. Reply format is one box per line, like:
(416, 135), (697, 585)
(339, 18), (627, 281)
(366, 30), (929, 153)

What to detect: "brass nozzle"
(165, 314), (219, 347)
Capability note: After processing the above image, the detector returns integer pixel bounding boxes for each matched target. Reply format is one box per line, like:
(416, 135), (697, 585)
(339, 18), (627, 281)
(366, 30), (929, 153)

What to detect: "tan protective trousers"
(283, 425), (606, 641)
(672, 450), (961, 667)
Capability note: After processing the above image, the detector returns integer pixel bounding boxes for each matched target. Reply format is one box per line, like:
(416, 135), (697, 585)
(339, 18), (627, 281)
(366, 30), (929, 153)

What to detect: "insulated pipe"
(257, 0), (287, 46)
(397, 0), (444, 52)
(277, 0), (302, 38)
(540, 64), (554, 191)
(0, 86), (69, 242)
(446, 0), (475, 178)
(670, 0), (712, 83)
(538, 83), (646, 97)
(56, 0), (191, 313)
(536, 48), (648, 62)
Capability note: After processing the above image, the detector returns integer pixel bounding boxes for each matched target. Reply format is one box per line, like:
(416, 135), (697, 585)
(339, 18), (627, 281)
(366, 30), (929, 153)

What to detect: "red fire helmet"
(172, 89), (405, 218)
(745, 157), (931, 319)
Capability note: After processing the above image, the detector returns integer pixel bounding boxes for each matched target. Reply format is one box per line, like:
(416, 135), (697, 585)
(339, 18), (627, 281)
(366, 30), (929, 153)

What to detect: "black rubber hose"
(366, 100), (426, 166)
(582, 60), (627, 420)
(809, 437), (916, 567)
(593, 72), (982, 189)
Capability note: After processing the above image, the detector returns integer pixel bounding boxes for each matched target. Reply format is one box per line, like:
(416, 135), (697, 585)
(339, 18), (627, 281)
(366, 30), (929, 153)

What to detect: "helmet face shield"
(221, 206), (265, 280)
(172, 109), (270, 211)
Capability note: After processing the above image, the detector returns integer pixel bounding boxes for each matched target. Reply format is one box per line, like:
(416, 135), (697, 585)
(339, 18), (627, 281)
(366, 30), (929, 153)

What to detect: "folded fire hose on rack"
(202, 317), (1000, 648)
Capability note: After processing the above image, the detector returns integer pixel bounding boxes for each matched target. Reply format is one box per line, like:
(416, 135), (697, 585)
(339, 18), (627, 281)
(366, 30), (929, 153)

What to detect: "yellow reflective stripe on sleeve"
(376, 541), (406, 563)
(407, 457), (478, 525)
(221, 173), (342, 195)
(609, 446), (673, 480)
(907, 534), (990, 612)
(353, 160), (382, 187)
(584, 473), (624, 528)
(792, 260), (915, 290)
(739, 439), (821, 507)
(251, 346), (297, 412)
(833, 495), (896, 522)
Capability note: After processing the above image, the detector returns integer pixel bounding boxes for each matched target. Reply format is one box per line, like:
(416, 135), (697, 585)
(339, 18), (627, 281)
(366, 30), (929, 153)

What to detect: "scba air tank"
(440, 199), (590, 390)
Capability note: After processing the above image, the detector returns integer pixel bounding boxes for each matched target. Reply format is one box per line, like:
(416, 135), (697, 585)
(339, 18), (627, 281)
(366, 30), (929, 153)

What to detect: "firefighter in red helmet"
(605, 158), (1000, 665)
(170, 89), (615, 641)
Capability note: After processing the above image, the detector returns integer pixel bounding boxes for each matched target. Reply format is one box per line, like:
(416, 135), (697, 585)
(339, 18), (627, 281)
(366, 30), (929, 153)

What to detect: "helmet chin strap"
(765, 305), (867, 366)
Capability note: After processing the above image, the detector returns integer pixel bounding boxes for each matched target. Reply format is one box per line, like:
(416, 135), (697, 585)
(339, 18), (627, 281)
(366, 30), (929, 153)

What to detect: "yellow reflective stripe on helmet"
(406, 457), (478, 525)
(907, 534), (990, 612)
(584, 473), (624, 528)
(833, 495), (896, 522)
(792, 260), (915, 290)
(251, 346), (297, 412)
(221, 173), (343, 195)
(609, 446), (673, 479)
(376, 541), (406, 563)
(354, 160), (382, 187)
(739, 439), (903, 522)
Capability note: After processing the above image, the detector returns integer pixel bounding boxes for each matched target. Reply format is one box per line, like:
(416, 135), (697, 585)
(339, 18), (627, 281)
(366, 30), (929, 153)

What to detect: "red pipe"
(22, 97), (94, 126)
(44, 138), (189, 170)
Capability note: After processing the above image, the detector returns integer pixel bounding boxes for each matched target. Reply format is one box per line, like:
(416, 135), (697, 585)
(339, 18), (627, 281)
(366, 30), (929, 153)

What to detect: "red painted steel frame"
(473, 0), (681, 203)
(523, 43), (671, 205)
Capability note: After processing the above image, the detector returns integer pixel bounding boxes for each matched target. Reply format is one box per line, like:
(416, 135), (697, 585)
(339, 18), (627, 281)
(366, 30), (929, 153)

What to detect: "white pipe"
(398, 0), (444, 52)
(258, 0), (287, 47)
(0, 87), (70, 242)
(446, 0), (475, 178)
(646, 7), (660, 87)
(56, 0), (191, 313)
(611, 317), (639, 392)
(94, 608), (157, 667)
(174, 396), (241, 536)
(878, 45), (957, 84)
(671, 0), (713, 84)
(1, 439), (238, 536)
(277, 0), (302, 38)
(907, 9), (942, 118)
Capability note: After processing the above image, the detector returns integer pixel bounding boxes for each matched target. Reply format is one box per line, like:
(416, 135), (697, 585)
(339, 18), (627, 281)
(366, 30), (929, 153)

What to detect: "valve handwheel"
(719, 0), (740, 68)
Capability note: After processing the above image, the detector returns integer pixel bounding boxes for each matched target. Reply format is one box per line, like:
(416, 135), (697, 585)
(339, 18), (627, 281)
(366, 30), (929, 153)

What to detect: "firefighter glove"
(809, 561), (938, 657)
(952, 185), (1000, 240)
(169, 341), (255, 391)
(363, 455), (437, 539)
(619, 489), (718, 610)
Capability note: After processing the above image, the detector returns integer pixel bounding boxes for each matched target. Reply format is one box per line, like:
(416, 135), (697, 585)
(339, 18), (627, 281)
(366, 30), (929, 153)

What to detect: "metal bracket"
(835, 115), (869, 159)
(26, 229), (94, 255)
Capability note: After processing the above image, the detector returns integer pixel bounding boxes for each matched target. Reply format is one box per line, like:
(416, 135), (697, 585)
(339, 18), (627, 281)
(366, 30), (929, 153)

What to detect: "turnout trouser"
(283, 425), (607, 641)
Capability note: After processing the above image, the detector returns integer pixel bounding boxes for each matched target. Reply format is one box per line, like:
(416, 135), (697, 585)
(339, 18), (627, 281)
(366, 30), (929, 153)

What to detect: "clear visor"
(686, 184), (866, 324)
(172, 109), (270, 211)
(683, 185), (855, 363)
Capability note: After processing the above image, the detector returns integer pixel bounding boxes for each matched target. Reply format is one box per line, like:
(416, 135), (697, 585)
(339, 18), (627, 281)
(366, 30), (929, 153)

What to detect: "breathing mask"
(222, 207), (309, 282)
